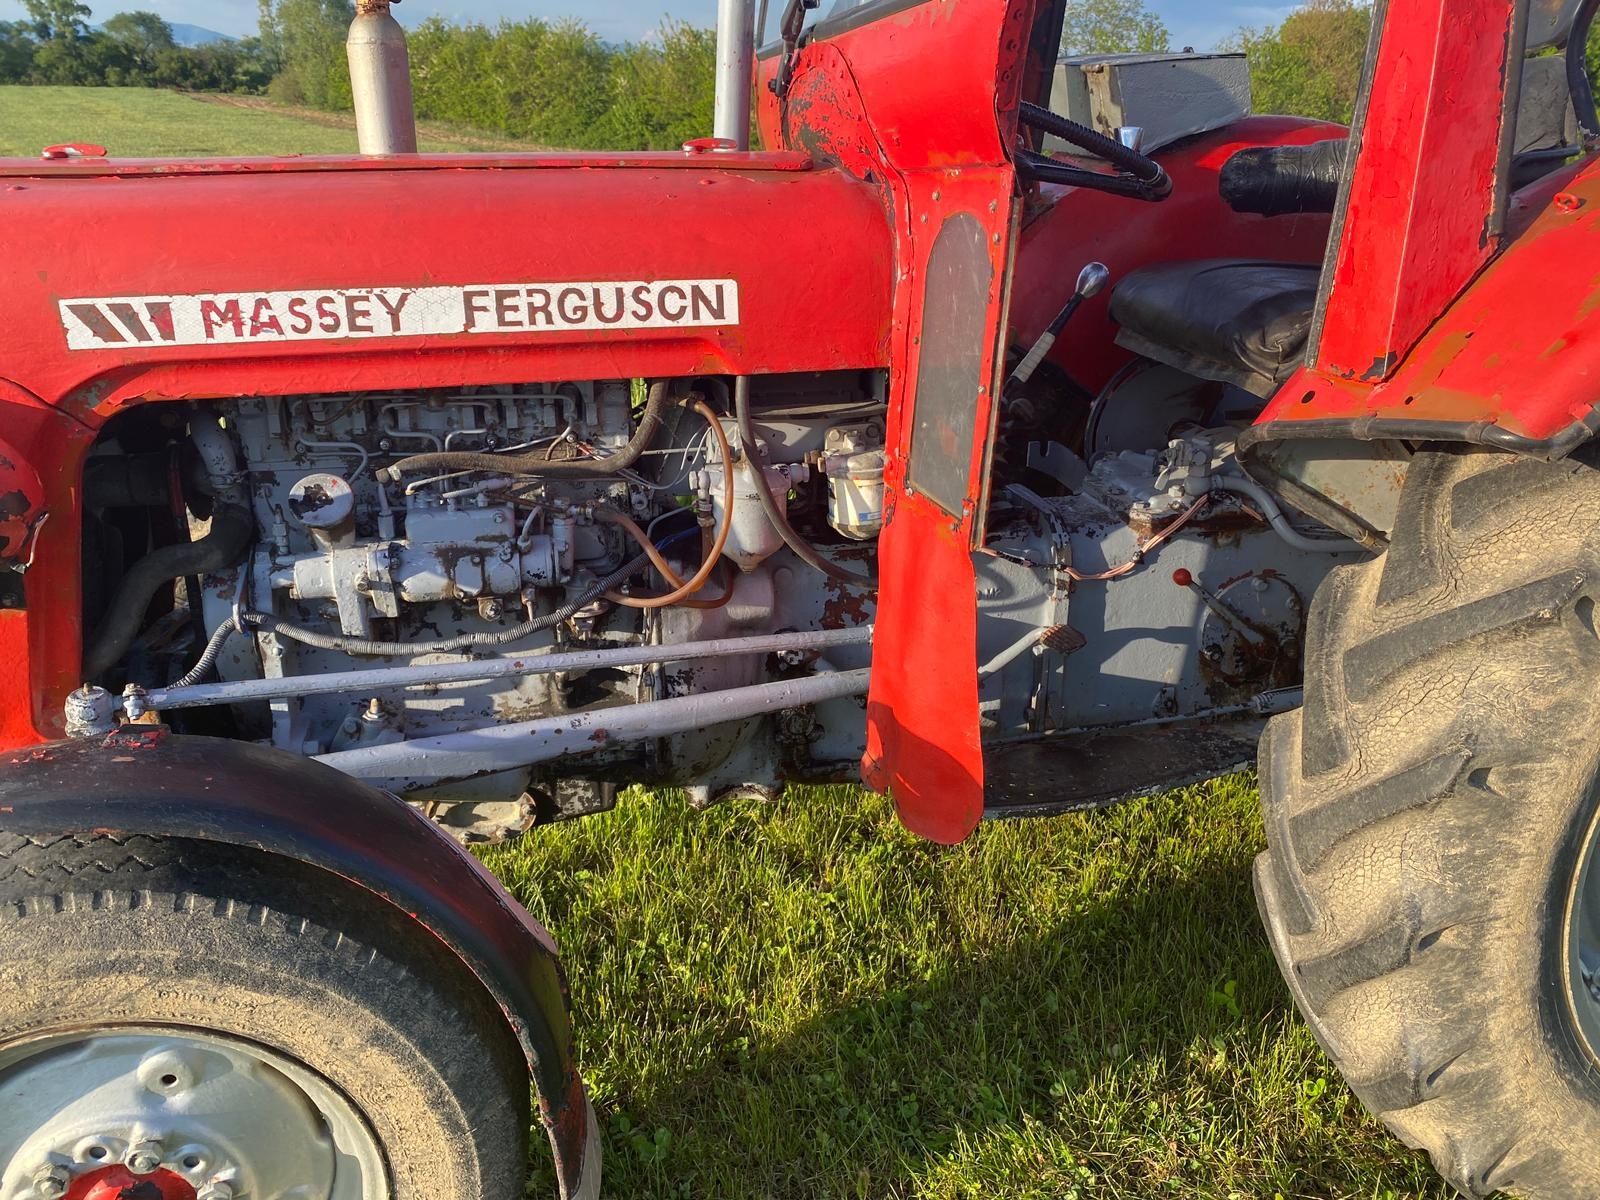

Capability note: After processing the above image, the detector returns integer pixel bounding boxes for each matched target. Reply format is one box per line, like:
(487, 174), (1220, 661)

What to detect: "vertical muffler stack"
(348, 0), (419, 155)
(712, 0), (755, 149)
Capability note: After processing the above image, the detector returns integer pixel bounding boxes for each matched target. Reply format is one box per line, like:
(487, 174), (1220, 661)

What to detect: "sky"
(0, 0), (1303, 51)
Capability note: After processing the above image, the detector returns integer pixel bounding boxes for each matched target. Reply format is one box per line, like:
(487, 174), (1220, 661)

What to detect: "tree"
(0, 20), (37, 81)
(1225, 0), (1373, 123)
(259, 0), (353, 108)
(104, 11), (174, 71)
(22, 0), (95, 82)
(1060, 0), (1170, 56)
(22, 0), (90, 43)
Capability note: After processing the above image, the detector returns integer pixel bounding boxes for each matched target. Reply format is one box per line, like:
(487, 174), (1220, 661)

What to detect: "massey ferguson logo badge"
(58, 280), (741, 351)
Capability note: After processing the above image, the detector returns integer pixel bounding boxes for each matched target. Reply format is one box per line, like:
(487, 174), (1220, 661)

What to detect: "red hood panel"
(0, 158), (893, 422)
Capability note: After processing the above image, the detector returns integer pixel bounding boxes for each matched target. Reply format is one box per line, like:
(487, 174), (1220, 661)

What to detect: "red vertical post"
(1312, 0), (1524, 382)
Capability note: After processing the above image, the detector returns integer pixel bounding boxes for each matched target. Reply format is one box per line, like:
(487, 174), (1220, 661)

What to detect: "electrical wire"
(981, 493), (1215, 581)
(1062, 492), (1214, 582)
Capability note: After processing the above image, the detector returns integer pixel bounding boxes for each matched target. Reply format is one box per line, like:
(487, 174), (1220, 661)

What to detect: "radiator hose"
(83, 502), (256, 680)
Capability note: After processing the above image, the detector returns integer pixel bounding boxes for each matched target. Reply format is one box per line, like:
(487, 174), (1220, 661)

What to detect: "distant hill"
(169, 24), (236, 47)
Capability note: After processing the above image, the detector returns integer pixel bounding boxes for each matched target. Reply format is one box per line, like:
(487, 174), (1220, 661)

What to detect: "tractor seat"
(1109, 259), (1322, 397)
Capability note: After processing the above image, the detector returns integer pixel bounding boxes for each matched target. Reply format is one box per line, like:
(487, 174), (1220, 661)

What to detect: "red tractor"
(0, 0), (1595, 1195)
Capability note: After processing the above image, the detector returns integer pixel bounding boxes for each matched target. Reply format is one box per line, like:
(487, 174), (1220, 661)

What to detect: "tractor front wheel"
(1257, 446), (1600, 1197)
(0, 834), (530, 1200)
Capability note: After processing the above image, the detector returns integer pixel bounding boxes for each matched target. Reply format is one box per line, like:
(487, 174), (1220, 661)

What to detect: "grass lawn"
(490, 779), (1450, 1200)
(1, 83), (1449, 1199)
(0, 86), (534, 157)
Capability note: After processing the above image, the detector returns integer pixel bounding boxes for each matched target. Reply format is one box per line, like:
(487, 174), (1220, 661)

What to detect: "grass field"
(6, 85), (1448, 1198)
(492, 780), (1452, 1199)
(0, 86), (533, 157)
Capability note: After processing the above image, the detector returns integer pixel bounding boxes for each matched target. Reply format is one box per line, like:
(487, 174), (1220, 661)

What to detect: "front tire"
(1257, 447), (1600, 1197)
(0, 834), (530, 1200)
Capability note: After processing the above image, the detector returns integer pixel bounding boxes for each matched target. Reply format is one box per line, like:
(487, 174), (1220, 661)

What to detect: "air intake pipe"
(348, 0), (418, 155)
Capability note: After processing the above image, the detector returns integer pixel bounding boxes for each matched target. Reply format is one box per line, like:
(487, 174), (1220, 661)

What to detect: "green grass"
(0, 86), (533, 157)
(3, 82), (1445, 1199)
(486, 778), (1450, 1199)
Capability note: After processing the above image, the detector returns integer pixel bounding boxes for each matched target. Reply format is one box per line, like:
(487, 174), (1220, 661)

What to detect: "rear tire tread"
(1257, 447), (1600, 1199)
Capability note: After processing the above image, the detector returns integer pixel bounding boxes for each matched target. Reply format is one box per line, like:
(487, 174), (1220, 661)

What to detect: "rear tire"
(1256, 447), (1600, 1198)
(0, 834), (530, 1199)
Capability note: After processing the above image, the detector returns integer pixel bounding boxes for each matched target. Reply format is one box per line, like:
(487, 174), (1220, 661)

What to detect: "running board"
(982, 718), (1266, 820)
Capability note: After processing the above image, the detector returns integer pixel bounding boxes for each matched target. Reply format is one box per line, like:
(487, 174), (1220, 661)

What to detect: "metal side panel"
(983, 718), (1266, 820)
(864, 175), (1017, 845)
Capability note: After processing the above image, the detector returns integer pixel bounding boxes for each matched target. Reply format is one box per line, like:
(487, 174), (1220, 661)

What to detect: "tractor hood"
(0, 151), (894, 424)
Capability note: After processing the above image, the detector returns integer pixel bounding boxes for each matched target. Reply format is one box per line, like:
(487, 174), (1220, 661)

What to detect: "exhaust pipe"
(712, 0), (756, 149)
(348, 0), (419, 155)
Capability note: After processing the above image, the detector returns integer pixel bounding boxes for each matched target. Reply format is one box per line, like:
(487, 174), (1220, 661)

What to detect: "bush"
(404, 16), (715, 150)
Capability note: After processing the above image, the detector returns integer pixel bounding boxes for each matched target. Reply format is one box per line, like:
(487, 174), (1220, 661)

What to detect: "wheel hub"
(64, 1165), (197, 1200)
(0, 1030), (385, 1200)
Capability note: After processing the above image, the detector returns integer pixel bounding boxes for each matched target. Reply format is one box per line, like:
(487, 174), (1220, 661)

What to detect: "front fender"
(0, 728), (599, 1200)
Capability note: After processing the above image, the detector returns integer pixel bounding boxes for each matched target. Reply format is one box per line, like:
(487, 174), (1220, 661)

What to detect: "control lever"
(1005, 261), (1111, 399)
(1172, 568), (1266, 646)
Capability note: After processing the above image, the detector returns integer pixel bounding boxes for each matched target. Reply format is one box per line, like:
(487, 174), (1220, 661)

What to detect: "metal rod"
(315, 668), (872, 790)
(133, 626), (873, 713)
(348, 0), (419, 155)
(713, 0), (756, 149)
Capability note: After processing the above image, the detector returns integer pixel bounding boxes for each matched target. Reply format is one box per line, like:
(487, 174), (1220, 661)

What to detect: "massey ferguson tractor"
(0, 0), (1596, 1195)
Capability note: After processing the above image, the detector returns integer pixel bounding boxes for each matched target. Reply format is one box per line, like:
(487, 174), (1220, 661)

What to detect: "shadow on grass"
(575, 823), (1444, 1200)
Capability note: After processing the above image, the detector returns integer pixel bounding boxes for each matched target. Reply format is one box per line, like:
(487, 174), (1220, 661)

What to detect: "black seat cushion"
(1109, 260), (1322, 397)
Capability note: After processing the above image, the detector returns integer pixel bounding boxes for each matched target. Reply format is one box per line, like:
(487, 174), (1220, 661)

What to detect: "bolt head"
(33, 1166), (70, 1200)
(197, 1184), (235, 1200)
(126, 1140), (164, 1175)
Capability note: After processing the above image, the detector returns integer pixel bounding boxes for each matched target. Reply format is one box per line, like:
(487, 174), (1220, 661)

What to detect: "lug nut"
(32, 1166), (70, 1200)
(197, 1184), (235, 1200)
(126, 1140), (164, 1175)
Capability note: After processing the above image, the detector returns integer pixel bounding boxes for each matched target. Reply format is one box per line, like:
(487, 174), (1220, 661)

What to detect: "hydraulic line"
(606, 398), (736, 609)
(593, 504), (734, 610)
(733, 377), (878, 589)
(593, 505), (688, 585)
(1211, 476), (1364, 555)
(379, 380), (676, 482)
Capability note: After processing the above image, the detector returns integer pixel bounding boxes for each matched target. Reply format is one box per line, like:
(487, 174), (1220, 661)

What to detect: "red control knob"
(1171, 568), (1193, 588)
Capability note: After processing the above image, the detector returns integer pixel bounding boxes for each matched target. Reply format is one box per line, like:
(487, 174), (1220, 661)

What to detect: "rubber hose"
(1211, 477), (1364, 555)
(381, 381), (676, 482)
(734, 378), (877, 590)
(606, 398), (737, 609)
(83, 502), (257, 680)
(239, 554), (649, 658)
